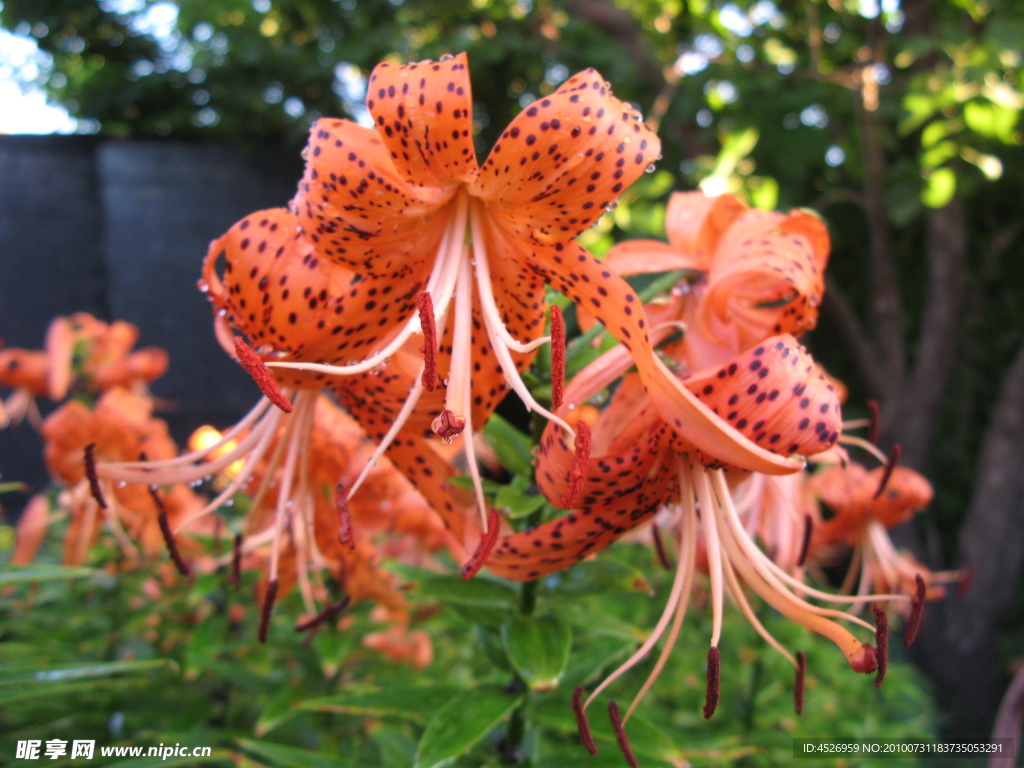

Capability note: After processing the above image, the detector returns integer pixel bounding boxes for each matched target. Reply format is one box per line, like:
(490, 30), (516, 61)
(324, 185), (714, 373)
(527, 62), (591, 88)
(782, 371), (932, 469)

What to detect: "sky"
(0, 30), (78, 134)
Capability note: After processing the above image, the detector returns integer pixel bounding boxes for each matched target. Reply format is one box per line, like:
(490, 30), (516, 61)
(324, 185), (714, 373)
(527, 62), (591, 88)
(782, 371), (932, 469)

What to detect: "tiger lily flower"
(807, 460), (961, 612)
(37, 387), (205, 568)
(261, 53), (808, 535)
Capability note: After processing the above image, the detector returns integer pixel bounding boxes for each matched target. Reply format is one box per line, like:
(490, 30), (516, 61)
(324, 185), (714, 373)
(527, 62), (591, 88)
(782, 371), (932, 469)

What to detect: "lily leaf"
(501, 613), (573, 691)
(413, 685), (523, 768)
(0, 564), (98, 585)
(238, 738), (352, 768)
(299, 685), (461, 723)
(538, 560), (651, 601)
(483, 414), (535, 477)
(101, 748), (236, 768)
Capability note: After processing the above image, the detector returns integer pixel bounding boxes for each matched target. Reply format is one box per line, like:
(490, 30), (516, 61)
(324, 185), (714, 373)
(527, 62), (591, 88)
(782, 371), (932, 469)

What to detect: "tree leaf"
(100, 748), (235, 768)
(501, 613), (573, 691)
(413, 685), (523, 768)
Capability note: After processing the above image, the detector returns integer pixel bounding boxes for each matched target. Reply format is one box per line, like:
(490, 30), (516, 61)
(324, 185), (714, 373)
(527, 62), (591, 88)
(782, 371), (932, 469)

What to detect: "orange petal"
(473, 69), (661, 244)
(533, 241), (802, 474)
(684, 335), (842, 468)
(604, 239), (703, 277)
(366, 53), (478, 188)
(203, 208), (422, 389)
(294, 118), (453, 278)
(664, 191), (747, 264)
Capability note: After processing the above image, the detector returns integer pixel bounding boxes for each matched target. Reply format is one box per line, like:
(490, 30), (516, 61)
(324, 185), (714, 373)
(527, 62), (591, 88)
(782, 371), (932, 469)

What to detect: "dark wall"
(0, 135), (304, 511)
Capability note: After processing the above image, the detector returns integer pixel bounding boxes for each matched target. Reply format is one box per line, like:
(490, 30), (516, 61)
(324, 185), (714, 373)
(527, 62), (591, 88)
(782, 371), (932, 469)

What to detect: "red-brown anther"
(550, 305), (566, 409)
(417, 292), (440, 391)
(461, 507), (501, 580)
(794, 651), (807, 715)
(149, 485), (190, 576)
(232, 336), (293, 414)
(259, 578), (279, 644)
(431, 409), (466, 439)
(562, 420), (592, 509)
(572, 686), (598, 756)
(867, 399), (880, 446)
(607, 701), (639, 768)
(230, 532), (243, 588)
(796, 513), (813, 567)
(873, 443), (903, 499)
(873, 604), (889, 688)
(294, 595), (351, 633)
(704, 646), (721, 719)
(335, 483), (355, 549)
(83, 443), (107, 509)
(651, 523), (672, 571)
(904, 573), (926, 647)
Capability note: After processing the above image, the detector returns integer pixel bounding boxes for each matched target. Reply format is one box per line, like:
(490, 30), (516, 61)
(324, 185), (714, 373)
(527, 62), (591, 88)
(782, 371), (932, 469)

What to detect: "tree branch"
(562, 0), (663, 84)
(823, 275), (889, 397)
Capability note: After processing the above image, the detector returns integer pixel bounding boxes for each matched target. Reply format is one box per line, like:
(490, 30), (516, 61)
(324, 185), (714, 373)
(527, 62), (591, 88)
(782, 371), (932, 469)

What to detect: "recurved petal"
(366, 53), (479, 188)
(604, 238), (703, 276)
(294, 118), (453, 278)
(533, 241), (803, 475)
(684, 335), (842, 468)
(472, 69), (660, 244)
(664, 191), (747, 264)
(203, 208), (423, 389)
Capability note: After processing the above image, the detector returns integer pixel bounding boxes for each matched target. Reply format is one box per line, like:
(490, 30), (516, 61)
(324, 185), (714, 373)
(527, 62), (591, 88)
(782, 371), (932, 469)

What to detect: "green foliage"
(2, 529), (937, 767)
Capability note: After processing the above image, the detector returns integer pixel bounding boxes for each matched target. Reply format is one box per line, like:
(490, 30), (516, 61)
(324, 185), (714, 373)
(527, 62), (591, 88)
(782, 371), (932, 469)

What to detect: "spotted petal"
(472, 69), (661, 245)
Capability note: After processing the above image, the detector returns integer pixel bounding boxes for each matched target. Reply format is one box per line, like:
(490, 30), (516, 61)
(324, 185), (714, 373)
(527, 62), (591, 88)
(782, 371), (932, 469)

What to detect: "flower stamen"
(259, 578), (279, 644)
(608, 701), (639, 768)
(231, 532), (243, 588)
(149, 485), (190, 576)
(872, 443), (902, 499)
(703, 646), (721, 719)
(904, 573), (926, 647)
(335, 483), (355, 549)
(572, 686), (599, 756)
(797, 512), (813, 567)
(295, 595), (351, 633)
(417, 292), (441, 392)
(84, 443), (107, 509)
(795, 651), (807, 714)
(873, 603), (889, 688)
(563, 420), (592, 509)
(550, 305), (566, 409)
(461, 507), (500, 579)
(234, 337), (293, 413)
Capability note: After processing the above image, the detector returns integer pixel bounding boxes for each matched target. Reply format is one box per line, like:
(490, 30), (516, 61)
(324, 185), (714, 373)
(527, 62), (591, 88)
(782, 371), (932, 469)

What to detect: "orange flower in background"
(28, 387), (204, 568)
(0, 313), (168, 429)
(807, 460), (961, 609)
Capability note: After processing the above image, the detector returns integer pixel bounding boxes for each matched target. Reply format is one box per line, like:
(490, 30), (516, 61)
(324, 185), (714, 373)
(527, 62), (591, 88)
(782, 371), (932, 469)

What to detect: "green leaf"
(493, 476), (547, 519)
(0, 564), (98, 585)
(414, 575), (517, 627)
(370, 724), (418, 768)
(0, 659), (176, 687)
(299, 685), (462, 723)
(413, 685), (523, 768)
(483, 413), (535, 477)
(501, 613), (573, 691)
(255, 686), (304, 736)
(238, 738), (351, 768)
(101, 749), (236, 768)
(922, 166), (957, 208)
(537, 560), (651, 601)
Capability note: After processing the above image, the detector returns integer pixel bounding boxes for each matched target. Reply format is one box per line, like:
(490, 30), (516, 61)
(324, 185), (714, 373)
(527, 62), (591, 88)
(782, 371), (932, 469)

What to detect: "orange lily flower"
(807, 460), (960, 610)
(35, 387), (204, 567)
(0, 313), (167, 428)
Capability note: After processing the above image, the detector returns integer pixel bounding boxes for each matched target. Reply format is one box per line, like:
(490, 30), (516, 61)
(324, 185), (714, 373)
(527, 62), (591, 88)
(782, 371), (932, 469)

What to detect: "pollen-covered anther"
(904, 573), (927, 647)
(562, 420), (592, 509)
(335, 483), (355, 549)
(233, 336), (293, 414)
(83, 443), (107, 509)
(572, 686), (598, 756)
(230, 532), (243, 588)
(873, 604), (889, 688)
(294, 595), (351, 633)
(149, 485), (190, 576)
(873, 443), (903, 499)
(794, 651), (807, 715)
(796, 513), (813, 567)
(461, 507), (501, 580)
(259, 578), (279, 644)
(703, 645), (721, 719)
(550, 305), (566, 409)
(431, 409), (466, 439)
(417, 292), (440, 392)
(607, 701), (639, 768)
